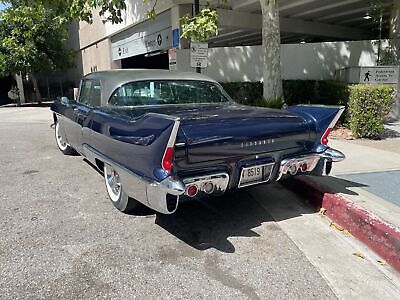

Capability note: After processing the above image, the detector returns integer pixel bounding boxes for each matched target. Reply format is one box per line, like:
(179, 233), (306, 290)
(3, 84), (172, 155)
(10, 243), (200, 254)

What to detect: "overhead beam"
(208, 30), (246, 41)
(315, 8), (368, 22)
(217, 8), (261, 31)
(279, 17), (368, 39)
(217, 8), (369, 40)
(232, 0), (259, 11)
(291, 0), (364, 18)
(212, 31), (261, 44)
(279, 0), (320, 12)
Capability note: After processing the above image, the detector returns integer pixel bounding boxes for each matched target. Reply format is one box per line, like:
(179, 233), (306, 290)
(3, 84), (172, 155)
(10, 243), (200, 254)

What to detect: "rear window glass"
(109, 80), (230, 106)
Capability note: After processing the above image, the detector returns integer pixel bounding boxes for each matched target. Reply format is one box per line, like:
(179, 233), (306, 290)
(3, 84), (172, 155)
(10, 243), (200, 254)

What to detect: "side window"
(78, 80), (101, 107)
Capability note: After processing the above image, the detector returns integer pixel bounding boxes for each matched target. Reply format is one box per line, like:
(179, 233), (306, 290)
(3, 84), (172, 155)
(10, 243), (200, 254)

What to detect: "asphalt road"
(0, 108), (349, 299)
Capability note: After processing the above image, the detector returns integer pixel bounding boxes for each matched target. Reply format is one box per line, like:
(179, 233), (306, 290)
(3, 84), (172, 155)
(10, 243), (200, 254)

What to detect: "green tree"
(0, 4), (75, 102)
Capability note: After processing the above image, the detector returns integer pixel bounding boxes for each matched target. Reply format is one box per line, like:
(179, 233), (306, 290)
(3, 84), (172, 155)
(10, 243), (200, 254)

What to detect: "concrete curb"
(283, 176), (400, 272)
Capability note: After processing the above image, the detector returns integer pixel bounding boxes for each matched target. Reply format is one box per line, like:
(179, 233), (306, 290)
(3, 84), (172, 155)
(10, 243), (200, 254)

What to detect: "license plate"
(238, 163), (274, 188)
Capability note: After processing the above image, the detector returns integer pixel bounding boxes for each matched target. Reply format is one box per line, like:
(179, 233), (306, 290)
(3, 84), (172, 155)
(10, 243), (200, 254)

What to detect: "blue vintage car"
(51, 70), (345, 214)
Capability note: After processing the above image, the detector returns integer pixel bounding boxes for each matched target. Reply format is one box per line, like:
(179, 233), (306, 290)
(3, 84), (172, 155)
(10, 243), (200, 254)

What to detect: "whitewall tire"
(55, 121), (76, 155)
(104, 163), (140, 212)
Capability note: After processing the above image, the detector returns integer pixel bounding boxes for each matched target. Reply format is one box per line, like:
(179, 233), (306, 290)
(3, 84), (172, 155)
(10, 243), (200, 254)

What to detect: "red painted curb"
(283, 176), (400, 272)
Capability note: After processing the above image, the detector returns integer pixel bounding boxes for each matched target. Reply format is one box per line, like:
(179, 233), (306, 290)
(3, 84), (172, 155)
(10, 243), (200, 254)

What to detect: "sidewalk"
(284, 134), (400, 272)
(0, 100), (53, 108)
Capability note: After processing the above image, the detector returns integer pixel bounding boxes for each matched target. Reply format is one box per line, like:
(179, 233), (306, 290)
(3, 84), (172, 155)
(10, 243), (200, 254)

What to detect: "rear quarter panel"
(88, 108), (176, 182)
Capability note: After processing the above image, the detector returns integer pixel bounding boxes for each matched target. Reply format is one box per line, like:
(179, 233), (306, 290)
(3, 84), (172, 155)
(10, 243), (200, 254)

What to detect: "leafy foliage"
(348, 84), (395, 138)
(220, 82), (263, 106)
(0, 4), (75, 76)
(221, 80), (349, 107)
(282, 80), (349, 106)
(3, 0), (128, 24)
(180, 8), (218, 42)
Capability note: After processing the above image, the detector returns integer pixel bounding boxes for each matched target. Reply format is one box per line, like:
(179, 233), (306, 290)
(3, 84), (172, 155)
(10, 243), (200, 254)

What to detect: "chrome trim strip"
(328, 106), (345, 130)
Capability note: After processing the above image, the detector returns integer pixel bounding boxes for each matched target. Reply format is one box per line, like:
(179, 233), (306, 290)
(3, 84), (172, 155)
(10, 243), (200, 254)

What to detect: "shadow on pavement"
(283, 175), (368, 209)
(155, 187), (308, 253)
(381, 128), (400, 139)
(83, 157), (316, 253)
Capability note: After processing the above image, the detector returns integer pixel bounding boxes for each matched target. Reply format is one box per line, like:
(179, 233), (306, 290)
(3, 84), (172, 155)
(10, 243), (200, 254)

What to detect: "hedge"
(220, 80), (349, 107)
(348, 84), (395, 138)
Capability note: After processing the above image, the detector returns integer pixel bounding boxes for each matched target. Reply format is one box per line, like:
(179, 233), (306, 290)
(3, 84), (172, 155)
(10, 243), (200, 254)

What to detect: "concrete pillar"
(391, 0), (400, 119)
(170, 4), (192, 50)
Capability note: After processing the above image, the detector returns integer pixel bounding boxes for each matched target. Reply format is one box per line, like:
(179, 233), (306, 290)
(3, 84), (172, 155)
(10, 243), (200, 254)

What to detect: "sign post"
(190, 42), (208, 69)
(168, 48), (177, 71)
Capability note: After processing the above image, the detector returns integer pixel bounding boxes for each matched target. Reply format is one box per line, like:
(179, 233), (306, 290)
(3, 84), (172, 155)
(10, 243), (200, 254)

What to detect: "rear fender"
(287, 105), (345, 145)
(85, 111), (185, 214)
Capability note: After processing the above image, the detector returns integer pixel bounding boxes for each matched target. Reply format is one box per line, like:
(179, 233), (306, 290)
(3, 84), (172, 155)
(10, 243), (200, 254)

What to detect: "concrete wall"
(82, 39), (121, 75)
(79, 1), (191, 49)
(176, 40), (382, 82)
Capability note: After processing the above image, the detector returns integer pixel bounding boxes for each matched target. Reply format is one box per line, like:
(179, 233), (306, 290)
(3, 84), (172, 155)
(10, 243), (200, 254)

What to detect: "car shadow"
(154, 187), (305, 253)
(282, 175), (368, 211)
(83, 157), (342, 253)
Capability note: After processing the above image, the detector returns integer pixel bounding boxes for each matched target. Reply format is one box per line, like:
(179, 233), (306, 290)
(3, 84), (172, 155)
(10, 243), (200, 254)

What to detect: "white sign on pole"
(168, 48), (177, 70)
(190, 43), (208, 68)
(359, 66), (399, 84)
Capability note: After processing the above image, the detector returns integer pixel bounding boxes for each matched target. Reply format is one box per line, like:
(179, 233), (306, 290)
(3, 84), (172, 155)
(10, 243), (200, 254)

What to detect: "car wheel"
(55, 120), (76, 155)
(104, 163), (140, 212)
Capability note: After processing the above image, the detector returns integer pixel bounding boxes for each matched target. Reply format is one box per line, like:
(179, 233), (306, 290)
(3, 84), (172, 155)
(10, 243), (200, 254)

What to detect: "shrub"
(221, 80), (349, 108)
(282, 80), (349, 106)
(220, 82), (263, 106)
(348, 84), (396, 138)
(256, 96), (283, 109)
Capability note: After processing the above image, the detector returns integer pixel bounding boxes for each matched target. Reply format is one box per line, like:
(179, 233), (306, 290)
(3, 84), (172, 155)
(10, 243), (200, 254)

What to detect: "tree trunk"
(391, 0), (400, 65)
(260, 0), (283, 101)
(31, 72), (42, 104)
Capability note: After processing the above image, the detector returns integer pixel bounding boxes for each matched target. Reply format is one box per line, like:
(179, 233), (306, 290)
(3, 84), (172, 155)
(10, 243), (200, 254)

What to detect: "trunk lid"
(175, 104), (310, 163)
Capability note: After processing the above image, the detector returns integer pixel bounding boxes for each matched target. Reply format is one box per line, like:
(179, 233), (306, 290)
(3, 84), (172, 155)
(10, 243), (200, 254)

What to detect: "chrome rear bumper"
(277, 147), (345, 181)
(320, 148), (346, 162)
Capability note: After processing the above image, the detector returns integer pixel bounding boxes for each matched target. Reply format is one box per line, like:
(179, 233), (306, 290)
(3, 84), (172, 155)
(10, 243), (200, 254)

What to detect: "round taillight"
(186, 185), (198, 197)
(300, 163), (308, 172)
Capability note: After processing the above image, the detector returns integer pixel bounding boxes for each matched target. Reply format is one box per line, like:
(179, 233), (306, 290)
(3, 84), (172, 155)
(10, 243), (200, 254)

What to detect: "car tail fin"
(161, 120), (180, 173)
(287, 105), (345, 145)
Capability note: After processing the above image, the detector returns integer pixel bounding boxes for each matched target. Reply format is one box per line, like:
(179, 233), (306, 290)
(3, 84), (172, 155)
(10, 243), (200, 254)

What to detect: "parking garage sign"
(190, 43), (208, 68)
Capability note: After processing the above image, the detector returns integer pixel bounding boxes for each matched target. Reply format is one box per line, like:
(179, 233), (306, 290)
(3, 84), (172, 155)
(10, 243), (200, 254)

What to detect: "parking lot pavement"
(0, 108), (399, 299)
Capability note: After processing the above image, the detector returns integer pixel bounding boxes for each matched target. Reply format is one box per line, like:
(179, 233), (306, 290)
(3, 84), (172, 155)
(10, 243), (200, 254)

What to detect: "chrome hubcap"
(105, 166), (121, 201)
(55, 122), (67, 150)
